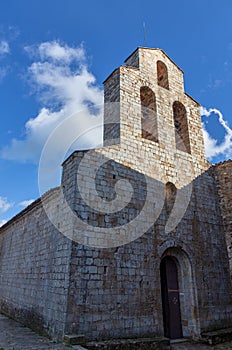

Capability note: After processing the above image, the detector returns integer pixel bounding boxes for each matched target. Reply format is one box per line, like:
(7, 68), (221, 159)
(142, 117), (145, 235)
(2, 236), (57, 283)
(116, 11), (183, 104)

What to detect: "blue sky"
(0, 0), (232, 225)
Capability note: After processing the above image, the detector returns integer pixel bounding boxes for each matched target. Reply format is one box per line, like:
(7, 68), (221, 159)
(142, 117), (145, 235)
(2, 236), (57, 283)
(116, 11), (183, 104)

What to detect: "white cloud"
(0, 40), (10, 82)
(18, 199), (35, 208)
(0, 67), (8, 80)
(0, 196), (13, 212)
(0, 40), (10, 55)
(1, 41), (104, 164)
(201, 106), (232, 161)
(38, 41), (85, 63)
(25, 40), (85, 64)
(0, 219), (7, 227)
(207, 79), (223, 90)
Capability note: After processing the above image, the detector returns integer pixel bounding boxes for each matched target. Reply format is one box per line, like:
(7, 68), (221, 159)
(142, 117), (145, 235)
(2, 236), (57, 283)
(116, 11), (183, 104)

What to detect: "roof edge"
(0, 186), (60, 232)
(124, 47), (184, 73)
(185, 92), (200, 106)
(213, 159), (232, 167)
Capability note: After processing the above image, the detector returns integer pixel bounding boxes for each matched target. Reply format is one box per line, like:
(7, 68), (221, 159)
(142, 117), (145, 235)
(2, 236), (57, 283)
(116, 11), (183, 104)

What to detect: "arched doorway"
(160, 256), (183, 339)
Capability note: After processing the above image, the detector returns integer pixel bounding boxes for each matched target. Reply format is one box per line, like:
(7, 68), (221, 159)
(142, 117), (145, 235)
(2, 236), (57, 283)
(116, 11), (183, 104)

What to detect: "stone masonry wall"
(214, 160), (232, 274)
(190, 169), (232, 332)
(62, 151), (163, 340)
(61, 148), (232, 340)
(0, 188), (72, 341)
(103, 69), (120, 146)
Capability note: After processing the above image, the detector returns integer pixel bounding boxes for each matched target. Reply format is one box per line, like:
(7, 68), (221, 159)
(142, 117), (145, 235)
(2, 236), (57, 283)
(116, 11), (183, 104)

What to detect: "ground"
(1, 313), (232, 350)
(0, 314), (70, 350)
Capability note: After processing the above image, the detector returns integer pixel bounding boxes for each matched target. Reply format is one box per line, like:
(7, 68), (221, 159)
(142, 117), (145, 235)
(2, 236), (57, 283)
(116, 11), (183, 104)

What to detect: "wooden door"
(160, 256), (183, 339)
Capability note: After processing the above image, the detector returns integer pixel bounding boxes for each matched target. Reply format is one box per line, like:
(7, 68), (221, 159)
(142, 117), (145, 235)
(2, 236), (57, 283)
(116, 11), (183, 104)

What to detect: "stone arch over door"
(159, 244), (200, 339)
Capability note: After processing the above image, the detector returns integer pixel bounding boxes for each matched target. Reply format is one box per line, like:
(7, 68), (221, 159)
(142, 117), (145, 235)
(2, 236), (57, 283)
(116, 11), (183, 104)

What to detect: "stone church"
(0, 47), (232, 346)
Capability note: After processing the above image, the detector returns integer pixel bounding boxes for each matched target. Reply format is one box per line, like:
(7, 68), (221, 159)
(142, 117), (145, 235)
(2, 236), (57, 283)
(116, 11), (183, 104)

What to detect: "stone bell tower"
(101, 47), (209, 188)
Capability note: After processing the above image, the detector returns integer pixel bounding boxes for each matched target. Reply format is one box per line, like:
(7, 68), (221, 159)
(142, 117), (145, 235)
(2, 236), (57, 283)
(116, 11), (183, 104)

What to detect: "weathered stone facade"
(214, 161), (232, 272)
(0, 188), (72, 340)
(0, 47), (232, 343)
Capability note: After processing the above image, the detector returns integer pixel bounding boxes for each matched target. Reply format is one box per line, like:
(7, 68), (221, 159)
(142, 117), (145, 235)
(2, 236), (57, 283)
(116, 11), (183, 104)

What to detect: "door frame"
(159, 244), (200, 339)
(160, 256), (183, 339)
